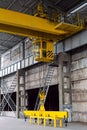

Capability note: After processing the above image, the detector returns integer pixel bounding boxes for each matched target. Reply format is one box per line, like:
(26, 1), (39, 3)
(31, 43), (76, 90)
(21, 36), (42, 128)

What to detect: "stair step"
(9, 87), (16, 89)
(1, 74), (17, 111)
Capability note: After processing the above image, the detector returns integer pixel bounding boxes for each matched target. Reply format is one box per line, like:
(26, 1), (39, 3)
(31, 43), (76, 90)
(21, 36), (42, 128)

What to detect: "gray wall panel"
(71, 34), (80, 49)
(56, 30), (87, 53)
(65, 38), (72, 51)
(56, 42), (63, 53)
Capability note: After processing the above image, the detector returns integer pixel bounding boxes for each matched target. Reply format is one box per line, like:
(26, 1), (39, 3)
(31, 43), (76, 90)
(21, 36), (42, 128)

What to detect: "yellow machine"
(24, 90), (68, 128)
(33, 39), (54, 62)
(39, 91), (45, 111)
(24, 110), (68, 128)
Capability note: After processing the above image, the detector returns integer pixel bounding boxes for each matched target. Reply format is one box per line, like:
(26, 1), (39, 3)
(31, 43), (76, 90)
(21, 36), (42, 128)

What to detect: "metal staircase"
(34, 64), (55, 110)
(0, 75), (17, 113)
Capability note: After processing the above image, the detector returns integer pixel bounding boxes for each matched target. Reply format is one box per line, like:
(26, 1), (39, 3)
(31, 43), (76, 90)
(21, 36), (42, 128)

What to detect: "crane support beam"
(0, 8), (66, 41)
(0, 8), (84, 41)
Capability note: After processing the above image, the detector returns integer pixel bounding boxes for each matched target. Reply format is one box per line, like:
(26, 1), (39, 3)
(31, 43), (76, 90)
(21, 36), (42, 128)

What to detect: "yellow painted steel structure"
(0, 8), (84, 62)
(23, 110), (68, 128)
(39, 91), (45, 111)
(0, 8), (84, 41)
(24, 91), (68, 128)
(33, 39), (54, 62)
(55, 22), (84, 40)
(0, 8), (66, 41)
(24, 88), (68, 128)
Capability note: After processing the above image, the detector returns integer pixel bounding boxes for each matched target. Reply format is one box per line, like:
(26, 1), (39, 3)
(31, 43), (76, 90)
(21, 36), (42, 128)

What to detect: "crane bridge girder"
(0, 8), (84, 41)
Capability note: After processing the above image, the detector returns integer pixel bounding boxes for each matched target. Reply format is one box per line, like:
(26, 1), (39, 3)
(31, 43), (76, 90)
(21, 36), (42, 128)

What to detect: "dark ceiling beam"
(21, 0), (38, 9)
(7, 0), (17, 9)
(0, 0), (26, 52)
(55, 0), (62, 5)
(67, 0), (87, 13)
(44, 0), (65, 13)
(0, 48), (8, 51)
(26, 0), (38, 9)
(0, 45), (9, 49)
(0, 36), (17, 49)
(0, 43), (11, 49)
(0, 37), (26, 51)
(0, 39), (22, 43)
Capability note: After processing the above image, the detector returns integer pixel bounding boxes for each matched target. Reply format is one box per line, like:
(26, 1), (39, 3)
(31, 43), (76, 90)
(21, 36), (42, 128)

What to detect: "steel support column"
(16, 69), (26, 118)
(58, 52), (72, 110)
(0, 85), (1, 113)
(58, 54), (63, 110)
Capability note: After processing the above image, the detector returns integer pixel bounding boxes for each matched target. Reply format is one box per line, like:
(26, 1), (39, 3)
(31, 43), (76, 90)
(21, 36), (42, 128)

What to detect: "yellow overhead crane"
(0, 7), (84, 127)
(0, 8), (84, 62)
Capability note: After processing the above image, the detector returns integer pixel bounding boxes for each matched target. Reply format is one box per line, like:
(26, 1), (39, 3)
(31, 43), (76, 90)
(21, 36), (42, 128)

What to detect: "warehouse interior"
(0, 0), (87, 129)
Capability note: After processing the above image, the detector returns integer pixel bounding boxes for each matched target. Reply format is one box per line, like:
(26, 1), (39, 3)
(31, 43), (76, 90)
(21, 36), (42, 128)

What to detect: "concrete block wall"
(71, 50), (87, 122)
(25, 39), (33, 58)
(1, 43), (23, 69)
(10, 43), (23, 63)
(55, 30), (87, 123)
(25, 64), (58, 90)
(1, 38), (33, 69)
(1, 63), (58, 92)
(1, 50), (10, 68)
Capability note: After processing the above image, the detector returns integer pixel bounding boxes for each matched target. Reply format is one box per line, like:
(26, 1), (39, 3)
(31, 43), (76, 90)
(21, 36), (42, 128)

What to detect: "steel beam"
(0, 8), (67, 41)
(0, 8), (84, 41)
(16, 69), (26, 118)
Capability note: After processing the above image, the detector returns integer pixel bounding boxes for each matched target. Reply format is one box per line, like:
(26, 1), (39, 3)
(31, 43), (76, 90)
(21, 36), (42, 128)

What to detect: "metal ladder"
(0, 75), (17, 112)
(34, 64), (55, 110)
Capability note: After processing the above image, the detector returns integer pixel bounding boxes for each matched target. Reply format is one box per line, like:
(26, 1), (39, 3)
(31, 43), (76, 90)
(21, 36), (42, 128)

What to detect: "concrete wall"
(1, 43), (23, 69)
(25, 64), (58, 90)
(1, 64), (58, 93)
(1, 38), (32, 69)
(25, 39), (33, 58)
(55, 30), (87, 123)
(71, 50), (87, 122)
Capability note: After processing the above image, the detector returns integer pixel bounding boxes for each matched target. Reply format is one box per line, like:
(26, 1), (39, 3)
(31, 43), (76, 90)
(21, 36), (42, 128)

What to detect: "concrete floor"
(0, 117), (87, 130)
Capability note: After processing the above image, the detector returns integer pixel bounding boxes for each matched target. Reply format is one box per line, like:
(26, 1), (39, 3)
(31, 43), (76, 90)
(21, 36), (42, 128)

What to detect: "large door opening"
(27, 84), (59, 111)
(27, 88), (39, 110)
(45, 84), (59, 111)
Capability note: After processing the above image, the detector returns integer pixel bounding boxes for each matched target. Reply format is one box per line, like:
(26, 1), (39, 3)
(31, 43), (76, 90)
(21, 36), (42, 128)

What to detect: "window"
(42, 41), (46, 49)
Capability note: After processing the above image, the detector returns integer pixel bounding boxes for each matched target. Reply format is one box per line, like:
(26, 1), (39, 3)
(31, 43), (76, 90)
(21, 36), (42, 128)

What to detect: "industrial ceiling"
(0, 0), (87, 54)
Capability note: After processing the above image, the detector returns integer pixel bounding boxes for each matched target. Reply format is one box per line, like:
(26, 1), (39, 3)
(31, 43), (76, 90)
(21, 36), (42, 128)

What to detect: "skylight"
(70, 2), (87, 13)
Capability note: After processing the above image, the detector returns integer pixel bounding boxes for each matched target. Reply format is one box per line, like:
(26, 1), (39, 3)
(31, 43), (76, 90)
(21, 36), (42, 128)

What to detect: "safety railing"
(0, 55), (38, 77)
